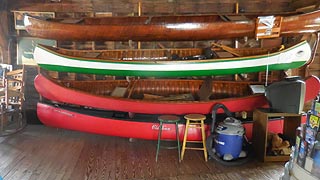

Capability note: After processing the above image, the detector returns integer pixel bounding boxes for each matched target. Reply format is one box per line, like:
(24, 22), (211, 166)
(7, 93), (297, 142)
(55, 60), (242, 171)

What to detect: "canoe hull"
(34, 74), (320, 115)
(24, 10), (320, 41)
(34, 41), (311, 77)
(37, 102), (306, 141)
(37, 102), (209, 141)
(34, 74), (268, 115)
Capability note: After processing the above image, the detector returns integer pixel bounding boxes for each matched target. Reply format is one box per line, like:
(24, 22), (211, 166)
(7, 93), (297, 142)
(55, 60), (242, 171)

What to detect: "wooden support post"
(137, 1), (142, 49)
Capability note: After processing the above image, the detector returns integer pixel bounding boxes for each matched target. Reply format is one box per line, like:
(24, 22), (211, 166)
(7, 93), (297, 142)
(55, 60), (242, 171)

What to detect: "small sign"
(309, 114), (320, 129)
(12, 11), (55, 30)
(255, 16), (282, 39)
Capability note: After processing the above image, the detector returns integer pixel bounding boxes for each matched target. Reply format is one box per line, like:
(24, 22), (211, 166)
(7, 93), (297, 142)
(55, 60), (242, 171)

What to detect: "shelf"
(252, 108), (301, 162)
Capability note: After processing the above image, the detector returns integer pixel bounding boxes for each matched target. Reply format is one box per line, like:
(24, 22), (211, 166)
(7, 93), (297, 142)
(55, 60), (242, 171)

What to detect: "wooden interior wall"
(7, 0), (306, 15)
(0, 13), (8, 50)
(309, 45), (320, 77)
(290, 0), (320, 11)
(0, 1), (9, 64)
(6, 0), (319, 15)
(2, 0), (320, 123)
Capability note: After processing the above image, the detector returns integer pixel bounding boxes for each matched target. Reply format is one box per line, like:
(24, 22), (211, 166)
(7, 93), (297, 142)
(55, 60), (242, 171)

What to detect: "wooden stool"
(156, 115), (181, 162)
(181, 114), (207, 162)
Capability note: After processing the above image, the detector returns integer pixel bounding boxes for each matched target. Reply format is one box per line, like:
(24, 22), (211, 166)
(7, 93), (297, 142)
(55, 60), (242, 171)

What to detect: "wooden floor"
(0, 125), (286, 180)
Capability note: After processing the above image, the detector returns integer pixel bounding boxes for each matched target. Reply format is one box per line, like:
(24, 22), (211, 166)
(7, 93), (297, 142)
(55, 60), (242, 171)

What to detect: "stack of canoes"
(26, 10), (320, 140)
(36, 73), (320, 140)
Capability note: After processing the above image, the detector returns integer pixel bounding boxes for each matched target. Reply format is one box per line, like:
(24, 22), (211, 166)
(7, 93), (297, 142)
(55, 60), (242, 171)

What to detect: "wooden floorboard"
(0, 125), (286, 180)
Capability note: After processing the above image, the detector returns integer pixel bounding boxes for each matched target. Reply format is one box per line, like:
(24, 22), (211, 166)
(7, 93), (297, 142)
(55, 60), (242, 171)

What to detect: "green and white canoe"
(34, 41), (311, 77)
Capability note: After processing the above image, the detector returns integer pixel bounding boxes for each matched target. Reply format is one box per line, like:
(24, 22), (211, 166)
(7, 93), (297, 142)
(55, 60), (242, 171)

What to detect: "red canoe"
(37, 102), (306, 141)
(37, 102), (210, 141)
(35, 74), (320, 115)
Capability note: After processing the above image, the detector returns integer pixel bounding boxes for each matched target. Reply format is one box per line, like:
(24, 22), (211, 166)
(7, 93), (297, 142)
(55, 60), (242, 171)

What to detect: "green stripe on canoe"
(39, 61), (306, 77)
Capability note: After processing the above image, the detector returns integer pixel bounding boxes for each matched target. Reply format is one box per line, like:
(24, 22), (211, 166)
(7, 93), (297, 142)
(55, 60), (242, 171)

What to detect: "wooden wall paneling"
(137, 42), (154, 49)
(0, 10), (9, 64)
(9, 3), (92, 13)
(57, 41), (74, 49)
(91, 0), (116, 13)
(3, 1), (294, 17)
(8, 0), (304, 15)
(155, 41), (174, 49)
(31, 0), (96, 12)
(238, 2), (293, 13)
(194, 41), (211, 48)
(174, 41), (195, 48)
(289, 0), (320, 11)
(0, 13), (8, 49)
(143, 2), (176, 15)
(75, 41), (95, 50)
(109, 2), (136, 15)
(175, 2), (232, 14)
(93, 41), (115, 50)
(197, 3), (236, 14)
(308, 44), (320, 77)
(0, 0), (8, 50)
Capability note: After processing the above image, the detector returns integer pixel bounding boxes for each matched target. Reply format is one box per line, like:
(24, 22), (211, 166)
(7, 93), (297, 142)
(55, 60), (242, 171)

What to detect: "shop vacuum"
(206, 103), (251, 166)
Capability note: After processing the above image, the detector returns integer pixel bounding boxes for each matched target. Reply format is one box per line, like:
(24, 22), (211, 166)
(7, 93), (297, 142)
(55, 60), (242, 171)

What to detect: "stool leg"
(201, 120), (208, 162)
(175, 122), (181, 162)
(156, 122), (163, 162)
(181, 120), (190, 161)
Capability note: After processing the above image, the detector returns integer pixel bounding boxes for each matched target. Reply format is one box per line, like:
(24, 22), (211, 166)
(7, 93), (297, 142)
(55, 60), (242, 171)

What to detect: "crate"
(252, 108), (301, 162)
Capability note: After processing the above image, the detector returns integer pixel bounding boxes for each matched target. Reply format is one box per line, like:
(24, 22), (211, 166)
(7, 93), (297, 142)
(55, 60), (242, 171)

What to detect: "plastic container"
(214, 117), (244, 159)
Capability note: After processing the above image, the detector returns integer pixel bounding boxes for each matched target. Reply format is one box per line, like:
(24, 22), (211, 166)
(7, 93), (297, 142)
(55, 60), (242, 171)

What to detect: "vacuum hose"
(206, 103), (251, 166)
(210, 103), (233, 133)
